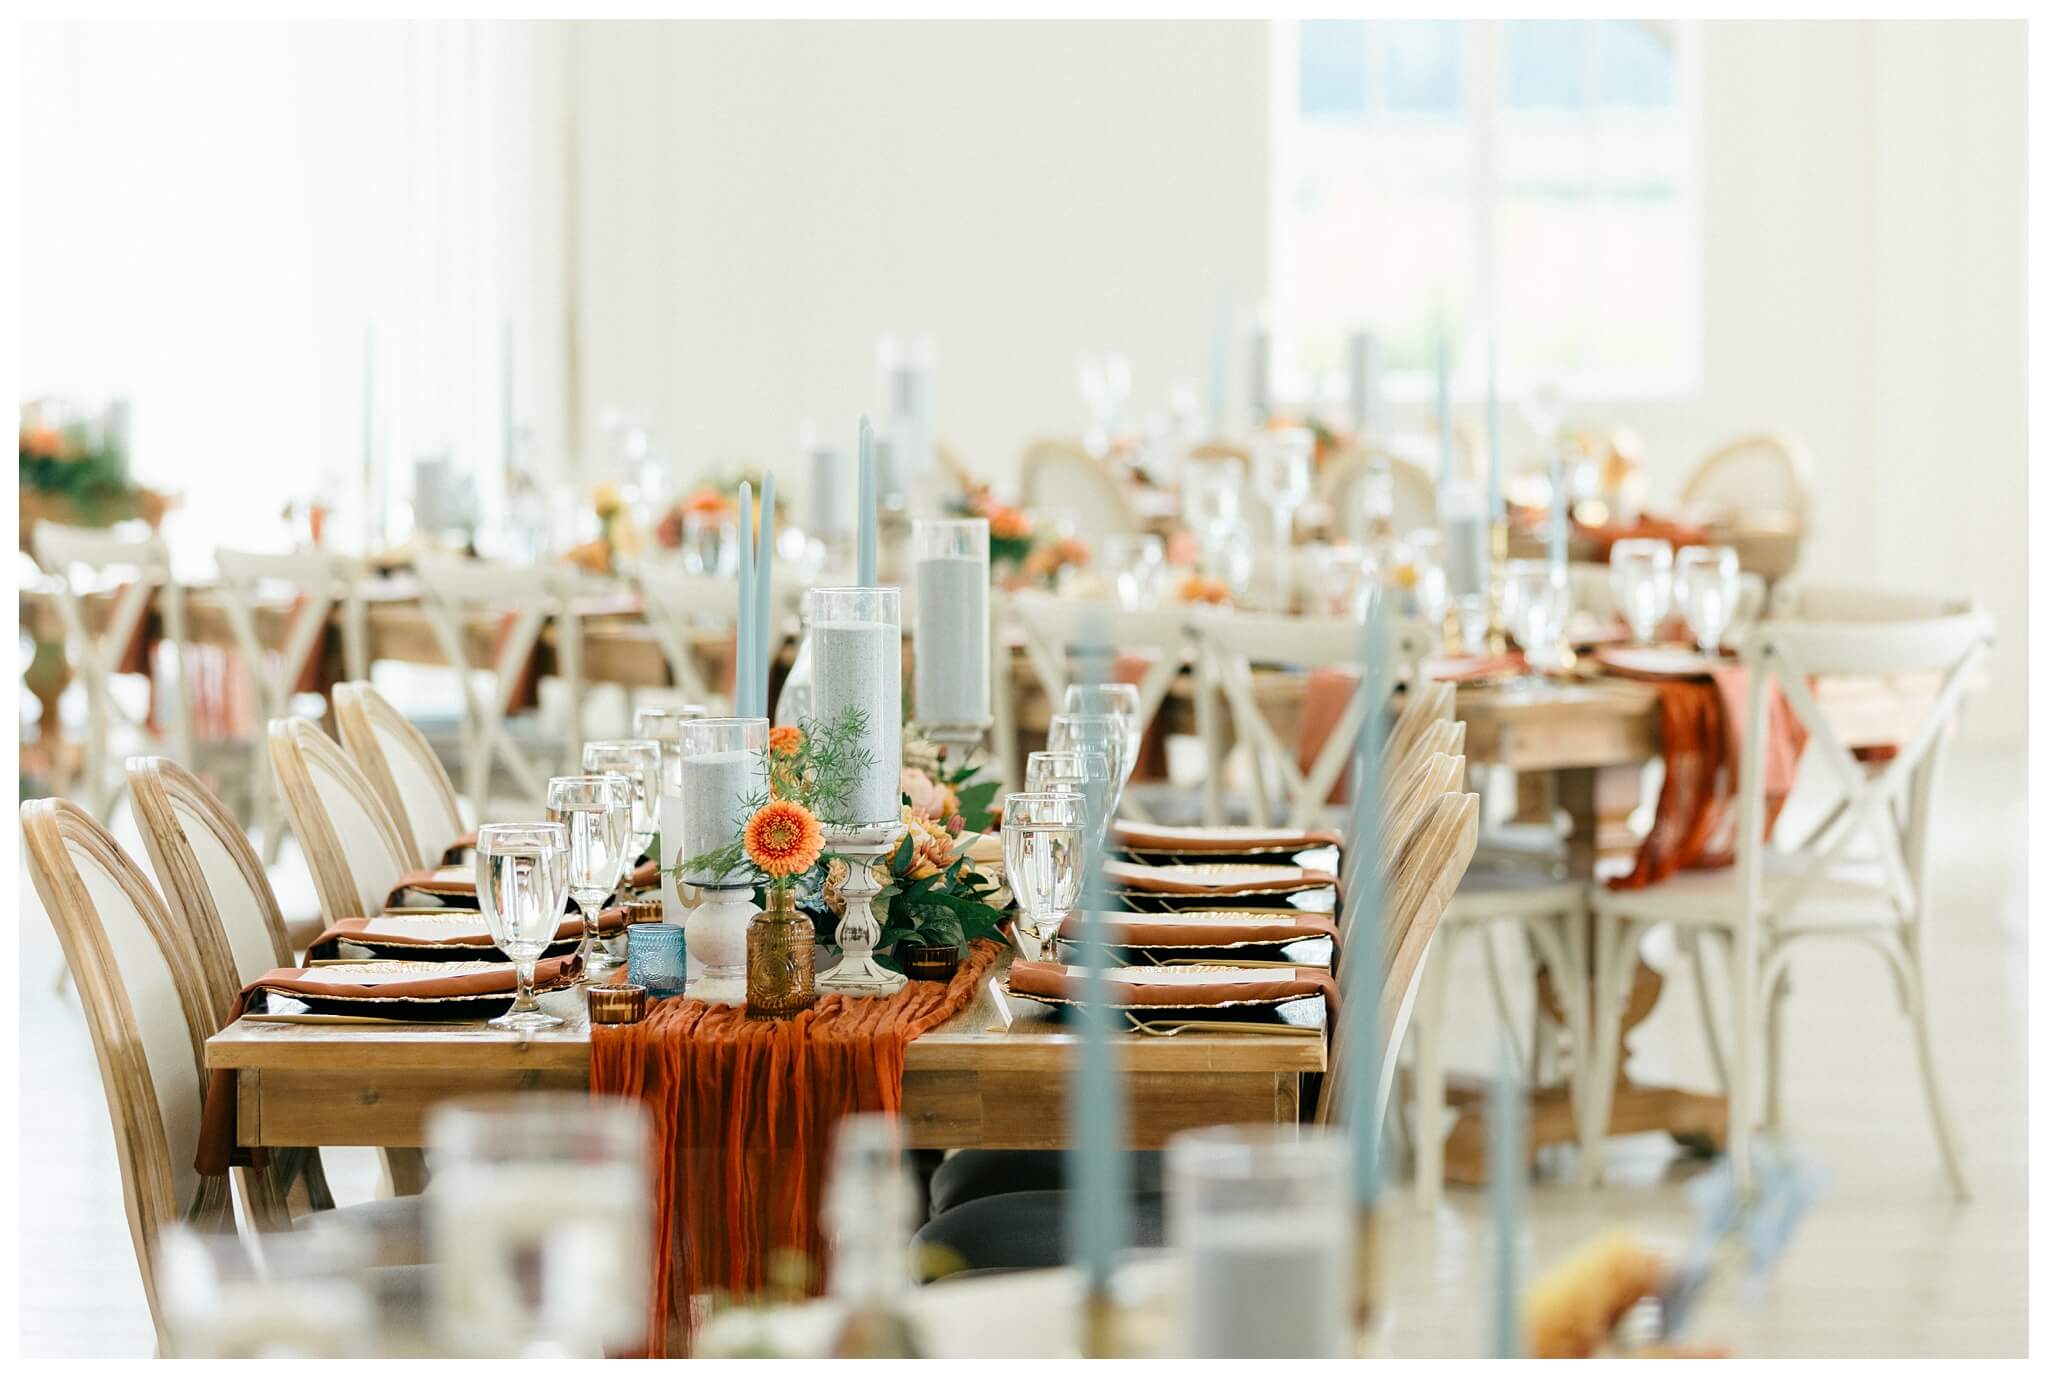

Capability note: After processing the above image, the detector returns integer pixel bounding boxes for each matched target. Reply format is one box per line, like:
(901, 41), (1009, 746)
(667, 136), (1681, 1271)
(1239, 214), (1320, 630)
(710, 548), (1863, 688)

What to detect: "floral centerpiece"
(676, 710), (1009, 977)
(19, 399), (170, 551)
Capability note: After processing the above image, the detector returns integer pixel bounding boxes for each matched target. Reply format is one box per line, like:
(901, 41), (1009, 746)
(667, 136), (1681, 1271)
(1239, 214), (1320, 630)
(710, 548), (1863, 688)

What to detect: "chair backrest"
(21, 797), (234, 1345)
(995, 591), (1194, 805)
(634, 556), (741, 713)
(1733, 595), (1991, 933)
(1016, 440), (1139, 548)
(266, 717), (413, 922)
(1681, 432), (1813, 529)
(1314, 446), (1440, 541)
(212, 547), (368, 712)
(1318, 789), (1480, 1130)
(332, 681), (466, 870)
(126, 756), (294, 1012)
(1191, 609), (1430, 828)
(1382, 681), (1455, 777)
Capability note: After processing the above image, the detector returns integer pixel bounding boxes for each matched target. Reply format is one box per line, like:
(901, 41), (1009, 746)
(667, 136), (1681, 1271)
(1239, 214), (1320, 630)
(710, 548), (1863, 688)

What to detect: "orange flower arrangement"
(682, 487), (735, 515)
(743, 798), (825, 881)
(768, 724), (805, 758)
(1176, 573), (1233, 606)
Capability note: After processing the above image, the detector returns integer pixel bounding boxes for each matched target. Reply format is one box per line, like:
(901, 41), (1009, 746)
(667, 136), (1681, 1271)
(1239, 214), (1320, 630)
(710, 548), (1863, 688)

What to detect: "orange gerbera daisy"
(768, 724), (805, 757)
(744, 798), (824, 879)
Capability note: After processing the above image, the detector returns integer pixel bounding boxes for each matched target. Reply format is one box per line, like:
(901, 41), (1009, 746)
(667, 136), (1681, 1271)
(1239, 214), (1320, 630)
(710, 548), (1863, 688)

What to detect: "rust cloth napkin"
(1597, 653), (1808, 888)
(1292, 656), (1510, 809)
(1057, 908), (1338, 949)
(1576, 515), (1713, 562)
(589, 940), (1002, 1357)
(304, 905), (628, 961)
(1111, 820), (1343, 855)
(1007, 957), (1337, 1012)
(195, 954), (584, 1177)
(1103, 859), (1337, 897)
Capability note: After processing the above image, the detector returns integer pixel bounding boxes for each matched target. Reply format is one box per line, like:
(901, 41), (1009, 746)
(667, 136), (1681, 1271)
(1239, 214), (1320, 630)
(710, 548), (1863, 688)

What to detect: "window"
(1273, 18), (1698, 402)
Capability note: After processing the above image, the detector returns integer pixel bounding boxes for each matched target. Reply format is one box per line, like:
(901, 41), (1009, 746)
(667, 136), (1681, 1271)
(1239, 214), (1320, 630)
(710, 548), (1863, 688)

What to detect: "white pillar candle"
(911, 519), (990, 731)
(810, 588), (902, 827)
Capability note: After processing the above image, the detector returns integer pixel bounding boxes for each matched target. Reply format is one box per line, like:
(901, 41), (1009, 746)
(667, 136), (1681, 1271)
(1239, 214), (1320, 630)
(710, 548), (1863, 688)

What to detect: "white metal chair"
(22, 796), (234, 1349)
(995, 591), (1196, 813)
(1191, 607), (1430, 828)
(212, 547), (369, 862)
(31, 522), (190, 818)
(414, 553), (588, 812)
(1016, 439), (1140, 549)
(333, 681), (469, 871)
(265, 716), (414, 925)
(1584, 590), (1991, 1196)
(635, 556), (744, 716)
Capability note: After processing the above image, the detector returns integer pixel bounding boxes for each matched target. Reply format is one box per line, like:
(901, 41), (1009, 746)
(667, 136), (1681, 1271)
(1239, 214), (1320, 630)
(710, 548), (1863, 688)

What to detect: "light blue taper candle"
(745, 479), (761, 716)
(1068, 616), (1128, 1324)
(1489, 1032), (1526, 1357)
(856, 416), (877, 587)
(1486, 334), (1503, 524)
(1342, 598), (1388, 1204)
(755, 471), (775, 719)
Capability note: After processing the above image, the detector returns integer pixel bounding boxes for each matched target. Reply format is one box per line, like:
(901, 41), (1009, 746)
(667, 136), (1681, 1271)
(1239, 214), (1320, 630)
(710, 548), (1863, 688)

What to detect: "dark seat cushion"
(928, 1149), (1165, 1218)
(912, 1189), (1166, 1280)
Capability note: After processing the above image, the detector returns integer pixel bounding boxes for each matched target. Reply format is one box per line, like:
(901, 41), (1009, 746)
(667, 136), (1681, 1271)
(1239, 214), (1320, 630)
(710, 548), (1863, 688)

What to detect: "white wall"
(567, 19), (1269, 482)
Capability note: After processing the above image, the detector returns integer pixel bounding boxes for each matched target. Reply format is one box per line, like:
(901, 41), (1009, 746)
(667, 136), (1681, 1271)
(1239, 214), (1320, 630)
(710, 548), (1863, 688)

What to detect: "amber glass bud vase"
(746, 886), (817, 1020)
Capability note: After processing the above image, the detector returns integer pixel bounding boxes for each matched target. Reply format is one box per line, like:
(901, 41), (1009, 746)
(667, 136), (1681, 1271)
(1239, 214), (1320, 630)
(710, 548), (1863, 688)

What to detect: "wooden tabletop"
(206, 951), (1325, 1153)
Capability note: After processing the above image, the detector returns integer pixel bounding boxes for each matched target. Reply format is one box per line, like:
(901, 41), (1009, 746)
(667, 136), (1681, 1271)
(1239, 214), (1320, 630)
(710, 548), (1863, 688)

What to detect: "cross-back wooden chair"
(1586, 591), (1991, 1196)
(32, 522), (191, 818)
(414, 553), (587, 811)
(333, 681), (468, 871)
(1314, 445), (1440, 542)
(1192, 609), (1430, 828)
(22, 797), (233, 1350)
(995, 591), (1195, 812)
(265, 716), (413, 925)
(212, 547), (368, 862)
(1681, 432), (1813, 533)
(635, 557), (741, 715)
(126, 755), (336, 1224)
(1381, 681), (1456, 778)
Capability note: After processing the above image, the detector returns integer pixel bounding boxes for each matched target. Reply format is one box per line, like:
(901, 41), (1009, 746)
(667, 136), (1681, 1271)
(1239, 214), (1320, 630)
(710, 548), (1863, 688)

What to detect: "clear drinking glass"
(1001, 791), (1085, 961)
(581, 739), (662, 866)
(1675, 544), (1741, 654)
(1182, 456), (1244, 539)
(1046, 712), (1127, 845)
(1403, 529), (1449, 631)
(683, 509), (737, 576)
(1167, 1125), (1351, 1359)
(159, 1223), (375, 1357)
(1025, 749), (1086, 795)
(474, 823), (571, 1031)
(427, 1093), (653, 1358)
(911, 519), (991, 734)
(634, 704), (710, 921)
(675, 717), (770, 887)
(1103, 533), (1168, 611)
(547, 775), (633, 976)
(1501, 559), (1569, 682)
(1062, 683), (1143, 787)
(1252, 428), (1314, 608)
(1609, 538), (1674, 645)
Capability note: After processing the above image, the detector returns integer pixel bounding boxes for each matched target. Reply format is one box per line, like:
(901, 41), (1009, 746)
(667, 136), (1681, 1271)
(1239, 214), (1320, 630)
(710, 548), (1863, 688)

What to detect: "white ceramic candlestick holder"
(820, 819), (908, 996)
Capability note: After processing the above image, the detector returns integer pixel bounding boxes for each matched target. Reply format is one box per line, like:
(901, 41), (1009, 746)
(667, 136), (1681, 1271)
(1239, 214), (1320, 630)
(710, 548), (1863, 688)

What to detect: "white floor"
(15, 747), (2030, 1358)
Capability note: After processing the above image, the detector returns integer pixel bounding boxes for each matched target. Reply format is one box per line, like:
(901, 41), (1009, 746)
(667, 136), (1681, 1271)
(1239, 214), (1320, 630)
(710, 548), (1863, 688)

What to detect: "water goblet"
(1025, 749), (1086, 796)
(1061, 683), (1143, 786)
(1047, 711), (1128, 839)
(1675, 544), (1741, 654)
(683, 509), (737, 576)
(1103, 533), (1167, 611)
(474, 823), (571, 1031)
(582, 739), (663, 870)
(1252, 428), (1314, 608)
(1609, 538), (1674, 645)
(1500, 560), (1568, 687)
(547, 775), (634, 975)
(1001, 791), (1085, 961)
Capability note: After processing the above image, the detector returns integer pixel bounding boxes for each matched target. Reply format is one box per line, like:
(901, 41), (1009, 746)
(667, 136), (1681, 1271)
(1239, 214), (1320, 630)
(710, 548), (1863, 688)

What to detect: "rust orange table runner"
(590, 940), (1002, 1355)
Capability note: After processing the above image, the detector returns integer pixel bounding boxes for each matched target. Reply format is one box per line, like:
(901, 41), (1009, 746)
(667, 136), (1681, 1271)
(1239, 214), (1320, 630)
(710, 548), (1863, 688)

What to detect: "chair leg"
(1580, 910), (1638, 1187)
(1903, 963), (1970, 1201)
(1478, 928), (1525, 1071)
(379, 1147), (429, 1198)
(1411, 926), (1459, 1211)
(1688, 932), (1730, 1095)
(1762, 962), (1791, 1130)
(1725, 924), (1759, 1193)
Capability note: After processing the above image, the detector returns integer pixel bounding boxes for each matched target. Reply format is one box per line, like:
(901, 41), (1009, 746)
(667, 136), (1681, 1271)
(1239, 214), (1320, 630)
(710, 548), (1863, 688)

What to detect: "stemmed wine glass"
(546, 776), (633, 977)
(1252, 428), (1314, 610)
(1609, 538), (1673, 645)
(1061, 683), (1143, 788)
(1026, 749), (1086, 795)
(1001, 791), (1085, 962)
(1047, 711), (1128, 845)
(1675, 545), (1742, 654)
(1103, 534), (1168, 611)
(1500, 559), (1569, 690)
(581, 739), (662, 873)
(474, 823), (571, 1031)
